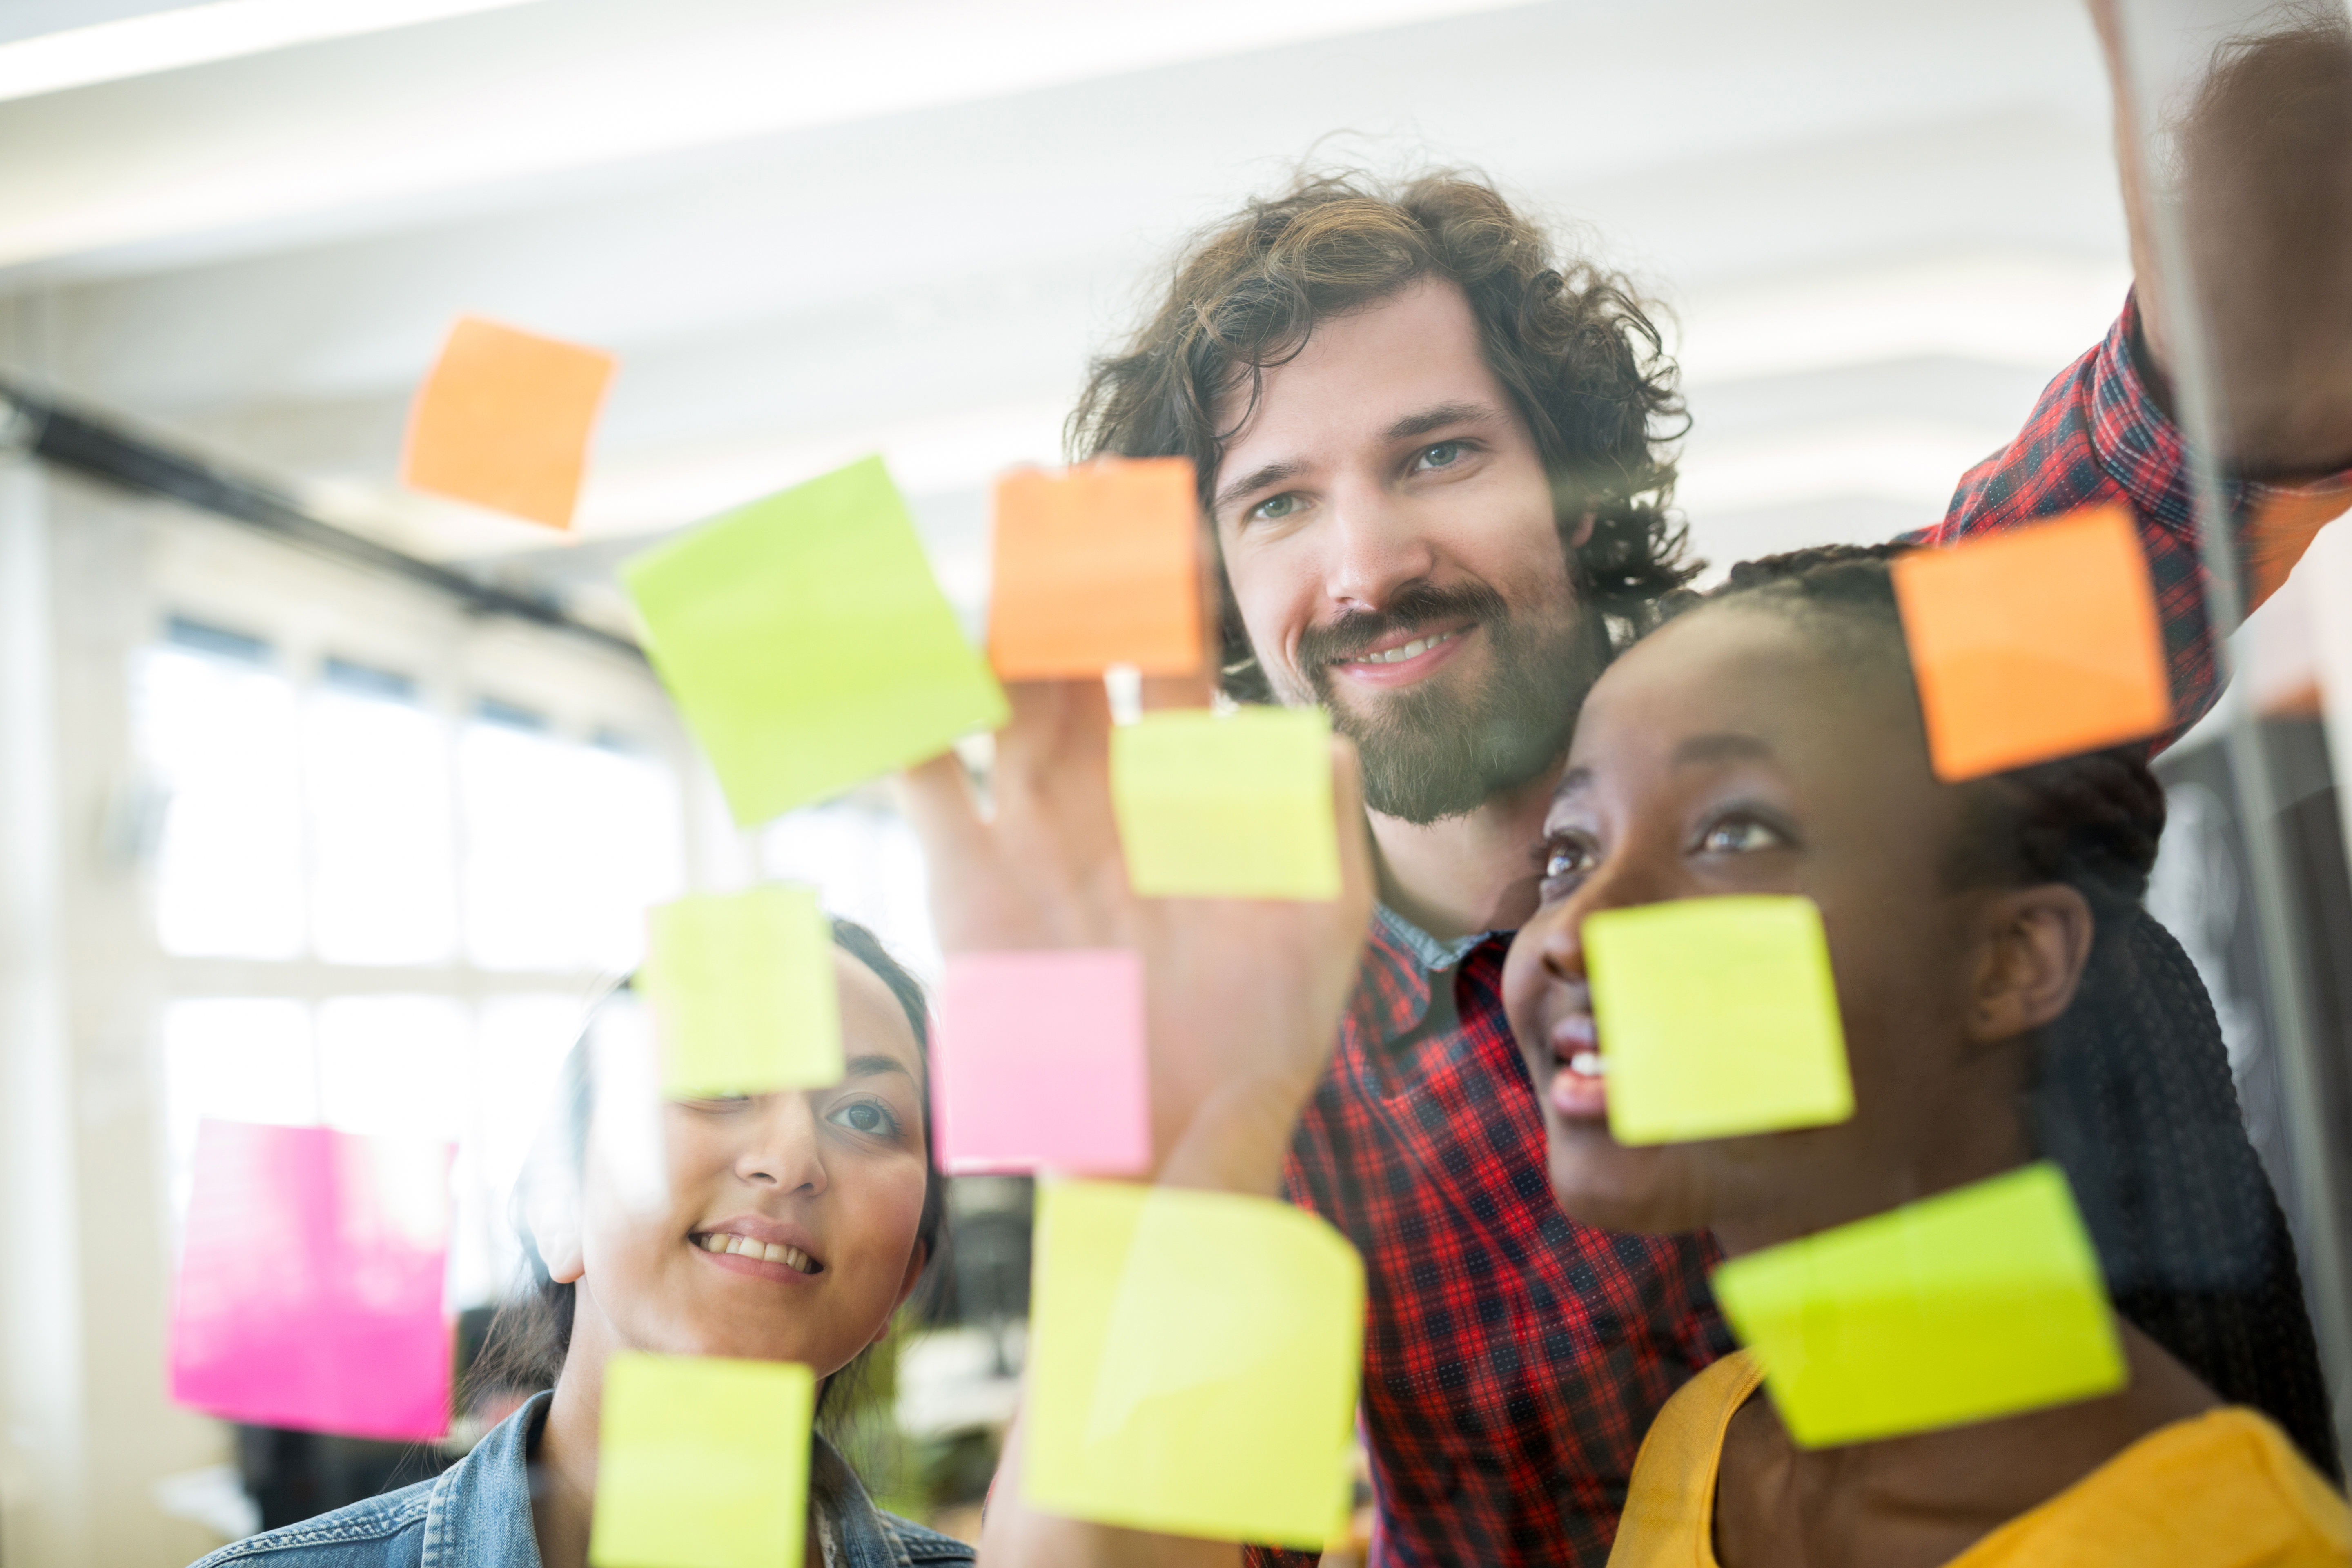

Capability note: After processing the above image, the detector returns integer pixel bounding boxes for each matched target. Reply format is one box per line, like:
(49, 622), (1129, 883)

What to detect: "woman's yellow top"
(1610, 1350), (2350, 1567)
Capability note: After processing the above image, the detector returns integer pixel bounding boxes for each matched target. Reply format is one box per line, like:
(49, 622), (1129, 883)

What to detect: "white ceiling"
(0, 0), (2149, 623)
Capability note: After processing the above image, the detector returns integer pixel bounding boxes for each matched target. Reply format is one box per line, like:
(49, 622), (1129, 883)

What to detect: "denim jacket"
(189, 1392), (975, 1568)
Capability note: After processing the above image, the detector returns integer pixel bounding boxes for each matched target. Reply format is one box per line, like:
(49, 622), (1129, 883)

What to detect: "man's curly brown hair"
(1066, 168), (1701, 700)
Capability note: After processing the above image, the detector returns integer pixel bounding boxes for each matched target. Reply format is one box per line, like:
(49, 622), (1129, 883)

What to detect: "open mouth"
(693, 1232), (822, 1275)
(1341, 627), (1463, 666)
(1547, 1011), (1608, 1120)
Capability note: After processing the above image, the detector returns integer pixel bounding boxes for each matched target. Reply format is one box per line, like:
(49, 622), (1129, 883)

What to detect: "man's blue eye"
(1421, 442), (1463, 468)
(1252, 493), (1298, 522)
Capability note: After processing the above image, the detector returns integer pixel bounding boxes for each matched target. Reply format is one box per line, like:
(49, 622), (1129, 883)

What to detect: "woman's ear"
(1966, 884), (2096, 1045)
(872, 1241), (930, 1348)
(521, 1123), (587, 1285)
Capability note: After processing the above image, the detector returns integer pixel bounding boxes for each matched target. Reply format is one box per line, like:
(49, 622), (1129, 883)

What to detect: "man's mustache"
(1297, 581), (1512, 669)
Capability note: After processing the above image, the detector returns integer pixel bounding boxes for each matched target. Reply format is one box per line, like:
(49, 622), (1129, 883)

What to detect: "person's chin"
(1546, 1125), (1706, 1236)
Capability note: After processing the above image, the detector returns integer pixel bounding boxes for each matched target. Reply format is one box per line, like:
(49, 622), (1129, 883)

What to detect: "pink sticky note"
(934, 950), (1150, 1175)
(169, 1120), (454, 1441)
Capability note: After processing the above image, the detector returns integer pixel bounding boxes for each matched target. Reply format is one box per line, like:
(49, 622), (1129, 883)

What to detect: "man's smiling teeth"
(1350, 629), (1459, 665)
(698, 1233), (817, 1273)
(1568, 1051), (1605, 1079)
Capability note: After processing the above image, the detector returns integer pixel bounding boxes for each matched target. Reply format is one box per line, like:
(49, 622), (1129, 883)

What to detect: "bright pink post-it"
(934, 950), (1150, 1176)
(169, 1120), (454, 1441)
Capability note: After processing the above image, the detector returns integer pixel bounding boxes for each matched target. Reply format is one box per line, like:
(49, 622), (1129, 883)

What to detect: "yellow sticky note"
(988, 459), (1203, 679)
(401, 315), (615, 529)
(1712, 1163), (2125, 1447)
(1024, 1179), (1364, 1548)
(621, 457), (1009, 826)
(641, 885), (842, 1098)
(1109, 708), (1341, 900)
(1891, 507), (2169, 782)
(1585, 895), (1852, 1145)
(590, 1352), (813, 1568)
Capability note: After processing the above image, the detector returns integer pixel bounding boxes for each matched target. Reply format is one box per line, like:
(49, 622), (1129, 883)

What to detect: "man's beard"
(1290, 581), (1604, 826)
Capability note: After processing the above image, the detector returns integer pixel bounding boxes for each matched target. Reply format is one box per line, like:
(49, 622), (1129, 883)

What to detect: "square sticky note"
(640, 885), (843, 1098)
(1585, 895), (1853, 1145)
(1891, 507), (2169, 781)
(622, 457), (1009, 825)
(1712, 1162), (2125, 1446)
(400, 315), (615, 528)
(169, 1120), (452, 1441)
(988, 459), (1203, 679)
(1024, 1178), (1364, 1548)
(591, 1353), (813, 1568)
(934, 949), (1150, 1175)
(1110, 707), (1341, 900)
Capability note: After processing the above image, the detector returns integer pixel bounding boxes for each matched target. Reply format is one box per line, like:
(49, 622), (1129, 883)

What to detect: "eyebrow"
(842, 1053), (915, 1082)
(1212, 459), (1304, 517)
(1383, 401), (1495, 443)
(1548, 733), (1772, 806)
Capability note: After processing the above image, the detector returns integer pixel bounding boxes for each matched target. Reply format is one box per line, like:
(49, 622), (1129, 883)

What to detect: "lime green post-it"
(1713, 1162), (2126, 1448)
(1024, 1178), (1365, 1549)
(621, 456), (1009, 826)
(1109, 707), (1341, 900)
(641, 884), (843, 1098)
(1585, 895), (1853, 1145)
(590, 1352), (814, 1568)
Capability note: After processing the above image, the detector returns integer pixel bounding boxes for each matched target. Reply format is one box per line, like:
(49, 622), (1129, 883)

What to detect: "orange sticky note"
(1891, 507), (2168, 781)
(988, 459), (1203, 678)
(401, 316), (616, 529)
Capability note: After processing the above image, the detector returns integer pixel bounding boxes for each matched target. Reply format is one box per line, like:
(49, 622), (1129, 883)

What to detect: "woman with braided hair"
(1501, 544), (2348, 1564)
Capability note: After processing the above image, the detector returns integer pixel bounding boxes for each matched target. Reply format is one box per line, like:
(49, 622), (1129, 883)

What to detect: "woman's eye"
(1698, 815), (1788, 855)
(1415, 441), (1464, 471)
(826, 1100), (900, 1138)
(1540, 835), (1597, 882)
(1249, 492), (1301, 523)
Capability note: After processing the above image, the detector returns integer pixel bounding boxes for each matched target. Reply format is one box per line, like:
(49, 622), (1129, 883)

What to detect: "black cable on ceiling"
(0, 376), (641, 662)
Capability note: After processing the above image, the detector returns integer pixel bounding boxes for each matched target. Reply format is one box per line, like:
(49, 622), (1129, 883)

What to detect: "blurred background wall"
(0, 1), (2344, 1563)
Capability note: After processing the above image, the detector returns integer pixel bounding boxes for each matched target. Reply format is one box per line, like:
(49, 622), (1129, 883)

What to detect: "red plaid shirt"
(1252, 297), (2352, 1568)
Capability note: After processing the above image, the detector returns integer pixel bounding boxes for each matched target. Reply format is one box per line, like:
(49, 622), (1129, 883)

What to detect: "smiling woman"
(188, 917), (971, 1568)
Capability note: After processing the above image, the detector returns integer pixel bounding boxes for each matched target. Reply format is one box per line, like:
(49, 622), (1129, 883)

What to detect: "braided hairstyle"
(1687, 543), (2339, 1477)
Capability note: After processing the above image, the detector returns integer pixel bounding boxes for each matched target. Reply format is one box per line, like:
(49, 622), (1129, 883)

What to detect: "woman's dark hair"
(1069, 167), (1699, 699)
(465, 916), (949, 1427)
(1688, 543), (2339, 1478)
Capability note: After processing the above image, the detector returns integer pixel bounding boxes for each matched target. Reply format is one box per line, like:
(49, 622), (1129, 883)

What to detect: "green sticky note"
(590, 1352), (813, 1568)
(641, 885), (843, 1098)
(1713, 1163), (2125, 1447)
(1024, 1178), (1364, 1548)
(621, 456), (1009, 826)
(1109, 708), (1341, 900)
(1585, 895), (1853, 1145)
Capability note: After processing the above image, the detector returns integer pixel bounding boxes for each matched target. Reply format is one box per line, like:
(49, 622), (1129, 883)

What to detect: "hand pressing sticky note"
(1586, 895), (1852, 1145)
(590, 1353), (813, 1568)
(1712, 1162), (2125, 1447)
(935, 949), (1150, 1175)
(1891, 507), (2169, 781)
(1025, 1179), (1364, 1548)
(1110, 708), (1341, 900)
(622, 457), (1009, 825)
(170, 1120), (452, 1441)
(641, 885), (843, 1098)
(989, 459), (1203, 679)
(401, 316), (615, 529)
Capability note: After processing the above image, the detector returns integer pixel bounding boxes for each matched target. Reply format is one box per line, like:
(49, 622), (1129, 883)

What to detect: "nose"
(735, 1094), (828, 1196)
(1323, 471), (1439, 612)
(1538, 852), (1675, 984)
